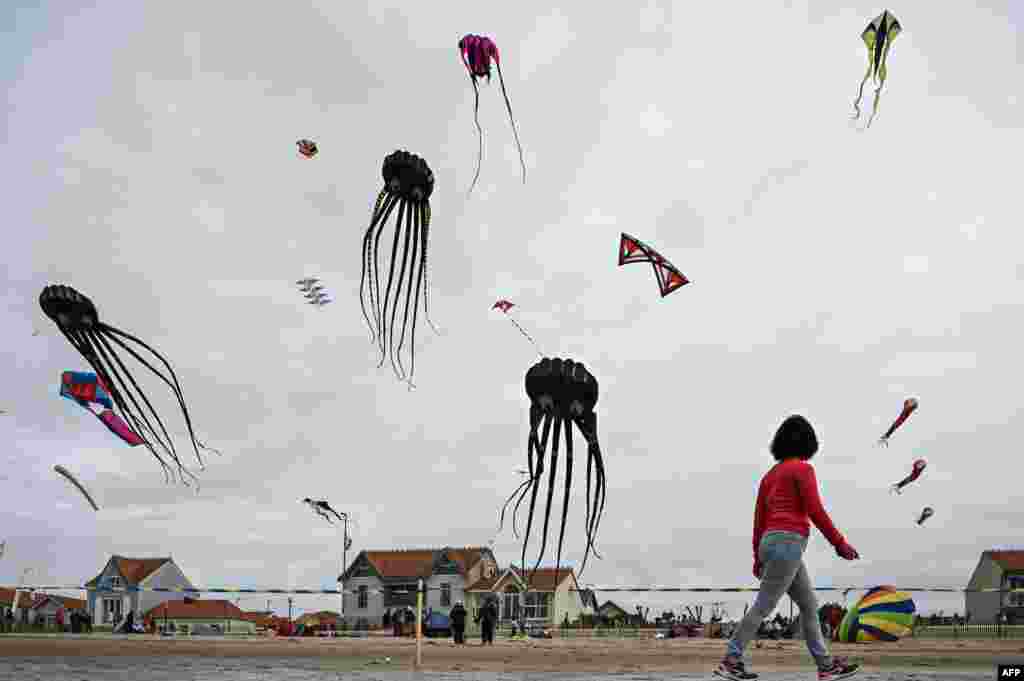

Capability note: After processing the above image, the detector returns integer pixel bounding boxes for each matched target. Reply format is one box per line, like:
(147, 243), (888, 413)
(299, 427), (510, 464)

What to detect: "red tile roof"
(240, 611), (276, 628)
(32, 595), (87, 611)
(297, 610), (340, 626)
(360, 547), (490, 579)
(989, 551), (1024, 571)
(466, 566), (577, 593)
(0, 588), (38, 609)
(86, 556), (173, 586)
(145, 599), (245, 620)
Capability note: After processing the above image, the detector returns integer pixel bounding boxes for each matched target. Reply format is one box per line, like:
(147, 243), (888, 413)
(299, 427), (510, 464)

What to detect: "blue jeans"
(726, 531), (831, 669)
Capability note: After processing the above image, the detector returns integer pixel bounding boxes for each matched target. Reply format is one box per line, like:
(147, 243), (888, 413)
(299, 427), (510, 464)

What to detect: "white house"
(85, 555), (197, 628)
(339, 546), (498, 626)
(966, 550), (1024, 624)
(464, 566), (588, 627)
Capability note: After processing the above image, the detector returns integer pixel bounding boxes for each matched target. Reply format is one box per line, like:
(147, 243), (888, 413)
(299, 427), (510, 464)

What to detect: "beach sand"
(1, 634), (1021, 673)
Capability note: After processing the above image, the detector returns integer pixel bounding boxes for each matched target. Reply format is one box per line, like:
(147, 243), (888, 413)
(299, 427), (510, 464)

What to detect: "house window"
(523, 593), (550, 620)
(441, 583), (451, 607)
(110, 576), (122, 589)
(357, 585), (368, 609)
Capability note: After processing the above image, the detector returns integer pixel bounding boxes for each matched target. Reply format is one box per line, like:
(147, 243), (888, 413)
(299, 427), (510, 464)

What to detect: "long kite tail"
(468, 77), (484, 196)
(866, 81), (885, 129)
(852, 63), (872, 120)
(506, 315), (543, 357)
(495, 62), (526, 184)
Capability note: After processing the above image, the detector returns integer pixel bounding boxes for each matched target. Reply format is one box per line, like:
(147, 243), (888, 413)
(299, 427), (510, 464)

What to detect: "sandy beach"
(1, 634), (1021, 673)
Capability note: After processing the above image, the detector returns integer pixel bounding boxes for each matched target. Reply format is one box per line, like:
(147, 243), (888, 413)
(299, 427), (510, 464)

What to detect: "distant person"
(716, 415), (861, 681)
(449, 601), (468, 644)
(475, 598), (497, 645)
(383, 608), (391, 627)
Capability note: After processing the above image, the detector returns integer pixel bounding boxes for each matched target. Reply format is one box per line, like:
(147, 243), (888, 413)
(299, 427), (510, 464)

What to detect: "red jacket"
(753, 459), (845, 561)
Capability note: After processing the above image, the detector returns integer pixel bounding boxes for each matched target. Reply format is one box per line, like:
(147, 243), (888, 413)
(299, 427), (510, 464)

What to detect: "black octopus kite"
(359, 151), (440, 388)
(38, 285), (216, 484)
(499, 358), (606, 585)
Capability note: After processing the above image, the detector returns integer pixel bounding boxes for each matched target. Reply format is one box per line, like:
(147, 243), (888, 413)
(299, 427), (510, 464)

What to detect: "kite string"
(505, 315), (543, 357)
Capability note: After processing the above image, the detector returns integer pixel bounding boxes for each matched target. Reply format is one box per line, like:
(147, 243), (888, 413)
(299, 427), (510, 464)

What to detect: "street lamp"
(334, 512), (353, 623)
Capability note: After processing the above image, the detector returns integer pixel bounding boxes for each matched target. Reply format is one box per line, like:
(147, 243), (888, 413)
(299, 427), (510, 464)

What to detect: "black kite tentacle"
(72, 330), (160, 448)
(393, 206), (421, 385)
(468, 76), (484, 196)
(374, 198), (404, 358)
(370, 197), (398, 349)
(360, 190), (392, 343)
(419, 203), (440, 336)
(553, 415), (574, 589)
(100, 323), (215, 464)
(378, 199), (408, 370)
(386, 201), (415, 381)
(520, 411), (552, 574)
(500, 405), (541, 537)
(90, 330), (181, 462)
(71, 329), (175, 484)
(393, 206), (421, 387)
(495, 62), (526, 185)
(499, 478), (532, 537)
(514, 405), (551, 541)
(404, 216), (427, 390)
(531, 413), (563, 584)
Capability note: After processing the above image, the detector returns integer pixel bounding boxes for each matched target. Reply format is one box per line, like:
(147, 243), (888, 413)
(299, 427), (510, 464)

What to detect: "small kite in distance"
(618, 233), (690, 298)
(297, 140), (318, 158)
(891, 458), (926, 494)
(853, 10), (902, 128)
(879, 398), (918, 446)
(54, 464), (100, 511)
(297, 278), (332, 307)
(303, 498), (345, 524)
(916, 506), (934, 526)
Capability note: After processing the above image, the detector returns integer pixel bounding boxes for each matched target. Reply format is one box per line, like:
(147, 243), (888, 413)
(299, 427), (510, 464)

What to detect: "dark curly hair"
(770, 415), (818, 461)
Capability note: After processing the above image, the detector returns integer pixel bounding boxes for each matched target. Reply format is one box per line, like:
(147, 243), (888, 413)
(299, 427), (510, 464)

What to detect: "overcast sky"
(2, 0), (1022, 620)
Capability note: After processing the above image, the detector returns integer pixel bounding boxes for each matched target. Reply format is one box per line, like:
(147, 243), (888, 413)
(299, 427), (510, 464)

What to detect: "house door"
(102, 598), (123, 624)
(502, 590), (519, 622)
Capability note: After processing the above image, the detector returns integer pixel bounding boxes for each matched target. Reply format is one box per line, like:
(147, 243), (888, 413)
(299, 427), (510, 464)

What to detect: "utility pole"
(288, 597), (293, 635)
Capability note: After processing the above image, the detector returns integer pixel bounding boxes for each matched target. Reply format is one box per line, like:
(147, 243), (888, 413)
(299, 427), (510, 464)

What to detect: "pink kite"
(458, 34), (526, 194)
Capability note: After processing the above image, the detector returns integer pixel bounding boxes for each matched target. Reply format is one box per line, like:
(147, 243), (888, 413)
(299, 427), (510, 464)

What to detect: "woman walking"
(716, 415), (861, 681)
